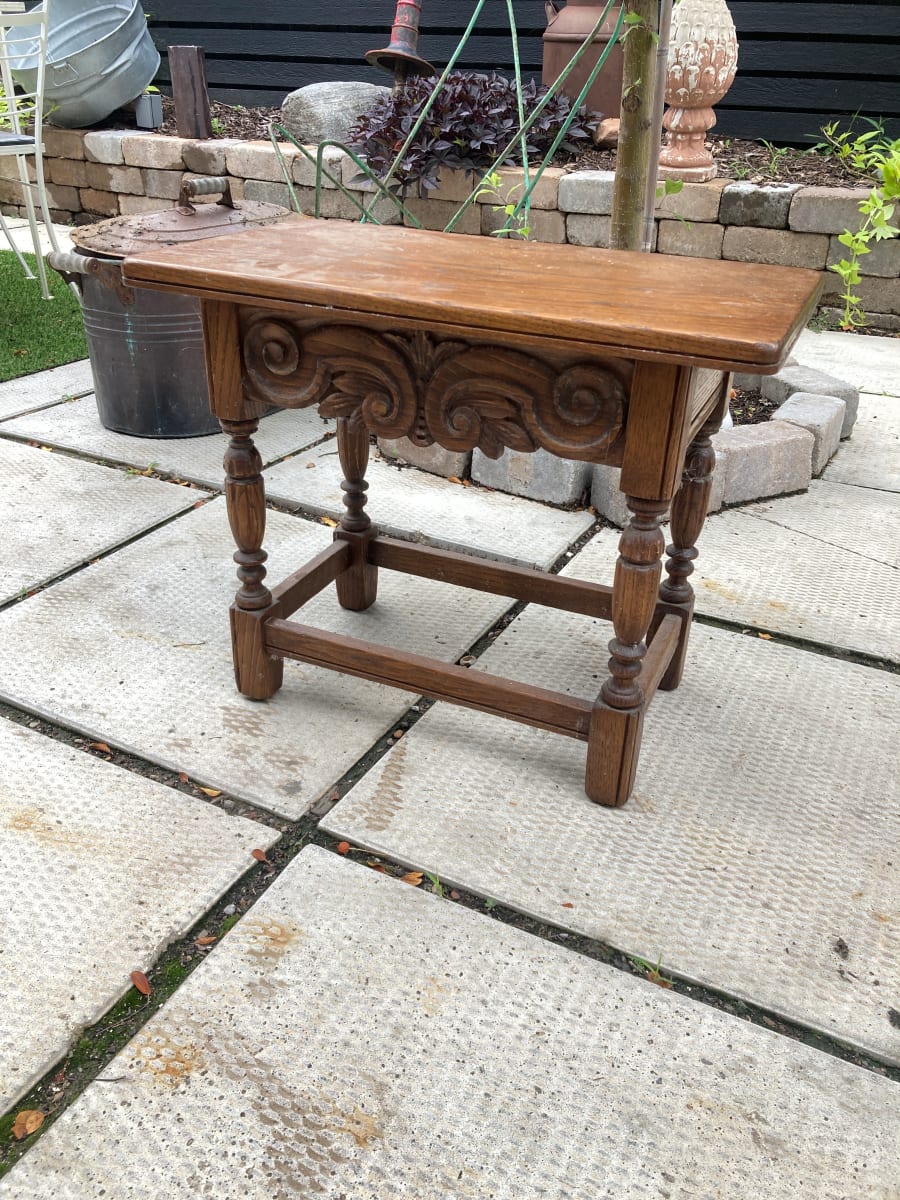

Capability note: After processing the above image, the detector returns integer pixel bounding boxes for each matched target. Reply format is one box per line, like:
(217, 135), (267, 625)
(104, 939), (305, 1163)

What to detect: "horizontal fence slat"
(715, 107), (900, 144)
(728, 75), (900, 115)
(147, 0), (548, 29)
(737, 40), (899, 76)
(729, 2), (900, 38)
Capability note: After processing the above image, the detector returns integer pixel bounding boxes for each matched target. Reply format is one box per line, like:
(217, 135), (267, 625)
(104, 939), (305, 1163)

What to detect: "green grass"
(0, 250), (87, 382)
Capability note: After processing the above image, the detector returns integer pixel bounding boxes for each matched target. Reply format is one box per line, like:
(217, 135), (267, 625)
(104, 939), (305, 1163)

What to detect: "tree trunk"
(610, 0), (659, 251)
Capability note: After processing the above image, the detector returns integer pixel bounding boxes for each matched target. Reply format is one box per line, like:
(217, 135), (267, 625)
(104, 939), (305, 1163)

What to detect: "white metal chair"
(0, 1), (60, 299)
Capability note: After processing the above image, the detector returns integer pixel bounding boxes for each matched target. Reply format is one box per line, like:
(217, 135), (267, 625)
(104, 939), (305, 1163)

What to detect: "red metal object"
(365, 0), (434, 86)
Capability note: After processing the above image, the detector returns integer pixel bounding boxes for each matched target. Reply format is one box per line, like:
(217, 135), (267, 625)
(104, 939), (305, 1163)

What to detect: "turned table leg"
(222, 417), (283, 700)
(587, 496), (668, 806)
(656, 410), (721, 691)
(334, 415), (378, 611)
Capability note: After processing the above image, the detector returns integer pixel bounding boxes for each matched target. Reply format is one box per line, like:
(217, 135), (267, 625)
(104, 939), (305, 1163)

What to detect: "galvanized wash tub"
(14, 0), (159, 128)
(48, 179), (291, 438)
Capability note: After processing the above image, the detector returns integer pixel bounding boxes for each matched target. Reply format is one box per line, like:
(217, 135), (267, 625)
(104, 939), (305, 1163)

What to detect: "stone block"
(41, 127), (86, 160)
(824, 274), (900, 319)
(48, 157), (89, 188)
(474, 166), (565, 211)
(121, 134), (185, 170)
(712, 421), (813, 504)
(772, 392), (845, 475)
(377, 438), (471, 479)
(44, 183), (80, 212)
(472, 447), (592, 505)
(481, 206), (566, 243)
(85, 162), (143, 196)
(243, 178), (293, 209)
(79, 188), (119, 217)
(281, 81), (389, 144)
(657, 218), (724, 259)
(118, 194), (173, 216)
(826, 233), (900, 278)
(558, 170), (616, 214)
(722, 225), (829, 269)
(287, 184), (400, 224)
(591, 453), (726, 528)
(181, 139), (241, 175)
(141, 168), (184, 200)
(0, 155), (31, 182)
(718, 182), (801, 229)
(83, 130), (149, 165)
(759, 363), (859, 439)
(226, 141), (296, 183)
(429, 168), (479, 204)
(402, 197), (481, 235)
(789, 186), (870, 234)
(565, 213), (611, 247)
(655, 179), (727, 222)
(293, 145), (345, 189)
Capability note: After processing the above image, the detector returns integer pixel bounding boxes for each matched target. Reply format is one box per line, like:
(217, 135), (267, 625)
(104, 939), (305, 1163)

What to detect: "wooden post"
(610, 1), (660, 251)
(169, 45), (214, 140)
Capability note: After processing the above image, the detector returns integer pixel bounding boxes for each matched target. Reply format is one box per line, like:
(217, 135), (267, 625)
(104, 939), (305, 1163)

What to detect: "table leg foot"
(230, 604), (283, 699)
(586, 700), (645, 807)
(335, 415), (378, 611)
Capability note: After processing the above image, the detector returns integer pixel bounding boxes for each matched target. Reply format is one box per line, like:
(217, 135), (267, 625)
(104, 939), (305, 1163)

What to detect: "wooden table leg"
(334, 415), (378, 612)
(221, 417), (283, 700)
(656, 408), (722, 691)
(587, 496), (669, 806)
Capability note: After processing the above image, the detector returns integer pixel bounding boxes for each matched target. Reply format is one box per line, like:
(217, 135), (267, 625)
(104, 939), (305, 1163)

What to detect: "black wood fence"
(146, 1), (900, 144)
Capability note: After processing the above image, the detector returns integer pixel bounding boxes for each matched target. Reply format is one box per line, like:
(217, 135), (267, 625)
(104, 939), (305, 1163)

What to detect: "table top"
(123, 218), (823, 372)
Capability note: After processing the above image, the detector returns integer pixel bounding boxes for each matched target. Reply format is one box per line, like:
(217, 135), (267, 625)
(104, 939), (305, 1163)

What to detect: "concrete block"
(565, 213), (611, 247)
(0, 155), (31, 181)
(141, 168), (184, 200)
(44, 183), (80, 212)
(121, 134), (185, 170)
(558, 170), (616, 214)
(288, 184), (401, 224)
(591, 452), (726, 528)
(712, 421), (813, 504)
(789, 185), (870, 234)
(473, 446), (591, 504)
(823, 274), (900, 318)
(657, 218), (724, 259)
(826, 233), (900, 278)
(481, 205), (566, 243)
(378, 437), (471, 478)
(655, 179), (727, 222)
(79, 187), (119, 216)
(83, 130), (148, 164)
(225, 141), (296, 182)
(181, 139), (242, 175)
(42, 126), (86, 159)
(722, 226), (829, 269)
(772, 393), (845, 474)
(242, 178), (293, 209)
(429, 167), (478, 204)
(401, 197), (481, 235)
(48, 158), (89, 188)
(474, 166), (565, 210)
(759, 364), (859, 439)
(85, 161), (143, 195)
(118, 194), (173, 216)
(718, 182), (801, 229)
(292, 144), (345, 188)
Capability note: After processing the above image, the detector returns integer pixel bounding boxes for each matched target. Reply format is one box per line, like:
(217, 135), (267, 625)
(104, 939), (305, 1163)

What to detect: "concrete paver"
(794, 328), (900, 396)
(583, 501), (900, 662)
(0, 397), (331, 489)
(0, 501), (515, 819)
(0, 360), (94, 421)
(2, 846), (897, 1200)
(0, 439), (207, 606)
(266, 440), (596, 568)
(822, 392), (900, 492)
(323, 543), (900, 1064)
(0, 717), (279, 1115)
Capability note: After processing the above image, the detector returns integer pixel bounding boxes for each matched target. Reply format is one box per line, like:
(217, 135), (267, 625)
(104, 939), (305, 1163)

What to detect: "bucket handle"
(46, 250), (135, 307)
(177, 176), (235, 216)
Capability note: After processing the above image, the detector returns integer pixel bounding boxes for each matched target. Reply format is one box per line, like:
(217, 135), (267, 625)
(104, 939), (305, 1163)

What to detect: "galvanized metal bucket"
(13, 0), (160, 128)
(48, 179), (292, 439)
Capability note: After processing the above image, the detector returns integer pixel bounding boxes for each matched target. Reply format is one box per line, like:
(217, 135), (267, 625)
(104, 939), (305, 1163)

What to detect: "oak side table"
(124, 220), (821, 807)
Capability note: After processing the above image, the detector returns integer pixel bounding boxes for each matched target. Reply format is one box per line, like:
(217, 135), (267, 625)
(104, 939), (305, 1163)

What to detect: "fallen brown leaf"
(198, 787), (222, 798)
(251, 848), (268, 863)
(195, 936), (217, 946)
(178, 772), (189, 783)
(561, 902), (575, 909)
(447, 476), (463, 485)
(321, 516), (338, 528)
(757, 632), (773, 640)
(130, 971), (151, 996)
(400, 871), (423, 886)
(11, 1110), (44, 1140)
(87, 742), (112, 755)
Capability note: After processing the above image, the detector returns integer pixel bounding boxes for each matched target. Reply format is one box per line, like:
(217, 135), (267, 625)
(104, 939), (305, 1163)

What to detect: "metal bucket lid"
(72, 177), (292, 259)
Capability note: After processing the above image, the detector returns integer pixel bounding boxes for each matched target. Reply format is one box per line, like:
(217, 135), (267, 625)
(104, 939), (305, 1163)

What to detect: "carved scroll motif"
(240, 315), (628, 460)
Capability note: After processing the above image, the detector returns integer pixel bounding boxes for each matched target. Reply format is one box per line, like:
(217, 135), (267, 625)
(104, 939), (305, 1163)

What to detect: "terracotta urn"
(658, 0), (738, 183)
